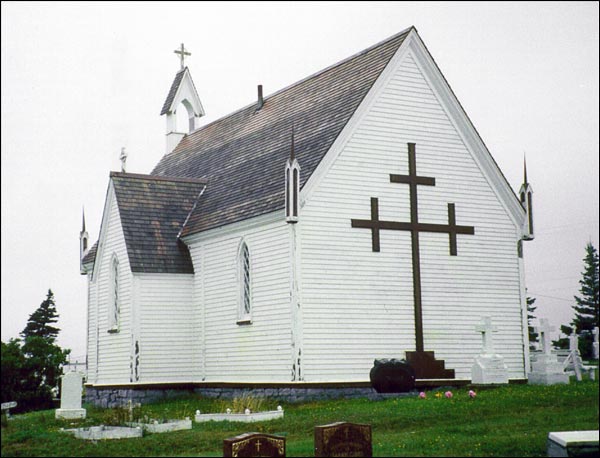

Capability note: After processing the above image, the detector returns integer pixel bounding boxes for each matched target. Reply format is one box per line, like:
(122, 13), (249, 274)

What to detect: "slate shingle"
(111, 172), (206, 273)
(152, 29), (410, 237)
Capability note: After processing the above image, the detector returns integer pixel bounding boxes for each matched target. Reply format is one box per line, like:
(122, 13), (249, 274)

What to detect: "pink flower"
(419, 392), (426, 399)
(444, 391), (453, 398)
(469, 390), (477, 398)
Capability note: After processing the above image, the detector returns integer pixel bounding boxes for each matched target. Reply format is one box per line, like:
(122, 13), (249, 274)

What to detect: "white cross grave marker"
(471, 316), (509, 384)
(535, 318), (555, 356)
(476, 316), (498, 355)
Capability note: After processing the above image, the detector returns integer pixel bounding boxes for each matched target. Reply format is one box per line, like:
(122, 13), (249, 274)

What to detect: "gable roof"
(160, 68), (186, 115)
(110, 172), (206, 273)
(152, 28), (411, 237)
(82, 240), (98, 266)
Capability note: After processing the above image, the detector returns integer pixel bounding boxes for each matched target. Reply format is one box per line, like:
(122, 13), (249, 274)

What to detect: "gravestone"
(547, 430), (599, 457)
(593, 327), (599, 360)
(471, 317), (509, 384)
(1, 401), (17, 419)
(314, 422), (372, 457)
(223, 432), (286, 457)
(564, 334), (584, 381)
(369, 359), (415, 393)
(528, 319), (569, 385)
(55, 371), (86, 419)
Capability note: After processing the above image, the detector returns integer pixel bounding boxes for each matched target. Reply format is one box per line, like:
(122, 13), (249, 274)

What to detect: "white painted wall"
(187, 215), (292, 382)
(300, 49), (526, 381)
(136, 273), (195, 382)
(88, 184), (133, 384)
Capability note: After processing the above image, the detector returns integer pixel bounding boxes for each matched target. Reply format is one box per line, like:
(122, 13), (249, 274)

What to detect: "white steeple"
(160, 43), (205, 154)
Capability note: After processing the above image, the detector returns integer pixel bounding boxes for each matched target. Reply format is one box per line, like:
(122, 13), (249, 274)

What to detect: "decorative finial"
(523, 153), (528, 185)
(82, 207), (86, 233)
(174, 43), (191, 70)
(119, 147), (127, 173)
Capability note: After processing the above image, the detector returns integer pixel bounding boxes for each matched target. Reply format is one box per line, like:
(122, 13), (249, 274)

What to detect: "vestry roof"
(152, 28), (411, 237)
(110, 172), (206, 273)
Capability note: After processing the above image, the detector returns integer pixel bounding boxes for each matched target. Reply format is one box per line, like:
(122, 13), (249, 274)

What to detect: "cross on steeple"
(174, 43), (191, 69)
(351, 142), (475, 355)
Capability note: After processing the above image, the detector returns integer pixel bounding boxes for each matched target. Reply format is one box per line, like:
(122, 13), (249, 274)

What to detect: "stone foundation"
(84, 384), (416, 408)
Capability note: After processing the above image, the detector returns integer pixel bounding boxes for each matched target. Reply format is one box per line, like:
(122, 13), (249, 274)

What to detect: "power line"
(528, 292), (574, 303)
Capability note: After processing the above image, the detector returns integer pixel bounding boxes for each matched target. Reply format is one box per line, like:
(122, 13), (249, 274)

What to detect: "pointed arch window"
(237, 241), (252, 324)
(285, 160), (300, 223)
(108, 254), (120, 333)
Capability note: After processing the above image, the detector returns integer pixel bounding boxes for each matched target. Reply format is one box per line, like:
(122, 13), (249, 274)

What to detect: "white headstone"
(593, 327), (599, 360)
(536, 318), (556, 355)
(55, 371), (86, 419)
(564, 334), (584, 381)
(471, 316), (509, 384)
(529, 319), (569, 385)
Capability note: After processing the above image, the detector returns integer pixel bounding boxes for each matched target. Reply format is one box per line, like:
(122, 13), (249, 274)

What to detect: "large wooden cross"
(351, 142), (474, 354)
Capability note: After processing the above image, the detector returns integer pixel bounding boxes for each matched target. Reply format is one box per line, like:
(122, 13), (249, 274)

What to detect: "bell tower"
(160, 43), (205, 154)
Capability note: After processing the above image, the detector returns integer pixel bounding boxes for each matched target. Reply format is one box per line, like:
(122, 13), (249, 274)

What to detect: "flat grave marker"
(223, 432), (286, 457)
(314, 421), (372, 457)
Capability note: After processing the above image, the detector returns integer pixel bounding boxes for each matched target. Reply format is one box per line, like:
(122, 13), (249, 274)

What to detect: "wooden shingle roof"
(152, 28), (411, 237)
(160, 67), (186, 115)
(110, 172), (206, 273)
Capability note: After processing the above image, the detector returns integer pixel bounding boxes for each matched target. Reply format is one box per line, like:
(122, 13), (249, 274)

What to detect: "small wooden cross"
(119, 147), (127, 173)
(174, 43), (191, 69)
(254, 440), (262, 452)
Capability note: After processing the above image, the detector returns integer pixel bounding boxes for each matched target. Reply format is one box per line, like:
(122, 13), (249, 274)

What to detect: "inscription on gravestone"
(223, 432), (286, 457)
(315, 422), (372, 457)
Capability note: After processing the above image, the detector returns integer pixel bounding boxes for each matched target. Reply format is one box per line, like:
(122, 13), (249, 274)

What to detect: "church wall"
(188, 217), (292, 382)
(91, 186), (134, 384)
(300, 50), (525, 381)
(134, 274), (195, 382)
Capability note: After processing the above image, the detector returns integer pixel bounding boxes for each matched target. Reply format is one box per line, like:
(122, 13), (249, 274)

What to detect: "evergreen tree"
(18, 289), (70, 409)
(572, 242), (599, 334)
(527, 296), (538, 347)
(0, 339), (26, 404)
(20, 289), (61, 341)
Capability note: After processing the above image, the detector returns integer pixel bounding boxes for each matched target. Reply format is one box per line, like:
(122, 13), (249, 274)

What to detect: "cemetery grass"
(1, 379), (599, 457)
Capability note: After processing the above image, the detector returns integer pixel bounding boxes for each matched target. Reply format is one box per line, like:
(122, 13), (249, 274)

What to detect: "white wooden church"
(80, 27), (535, 399)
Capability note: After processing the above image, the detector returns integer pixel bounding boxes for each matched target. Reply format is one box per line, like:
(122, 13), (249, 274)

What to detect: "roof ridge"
(110, 171), (207, 184)
(177, 27), (414, 144)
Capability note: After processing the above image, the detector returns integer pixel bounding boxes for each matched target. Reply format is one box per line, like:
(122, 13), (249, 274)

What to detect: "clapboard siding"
(93, 185), (133, 384)
(300, 51), (525, 381)
(137, 274), (195, 382)
(188, 219), (292, 382)
(86, 276), (98, 383)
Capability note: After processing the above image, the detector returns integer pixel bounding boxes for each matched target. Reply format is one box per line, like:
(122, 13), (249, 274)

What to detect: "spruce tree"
(571, 243), (599, 358)
(527, 296), (538, 347)
(19, 289), (70, 409)
(21, 289), (61, 341)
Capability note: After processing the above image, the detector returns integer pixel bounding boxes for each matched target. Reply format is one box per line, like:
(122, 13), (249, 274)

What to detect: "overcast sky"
(2, 1), (598, 360)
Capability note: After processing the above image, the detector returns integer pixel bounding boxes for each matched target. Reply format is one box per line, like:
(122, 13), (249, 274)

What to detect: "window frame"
(236, 240), (253, 325)
(107, 254), (120, 333)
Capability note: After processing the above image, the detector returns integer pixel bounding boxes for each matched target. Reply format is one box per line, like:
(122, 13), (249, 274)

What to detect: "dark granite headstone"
(223, 432), (286, 457)
(369, 358), (415, 393)
(314, 422), (372, 457)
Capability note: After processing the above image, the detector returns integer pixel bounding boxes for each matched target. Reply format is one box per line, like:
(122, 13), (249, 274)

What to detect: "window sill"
(236, 319), (253, 326)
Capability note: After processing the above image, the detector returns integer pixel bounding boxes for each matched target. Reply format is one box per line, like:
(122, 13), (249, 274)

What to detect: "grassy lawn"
(1, 380), (598, 457)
